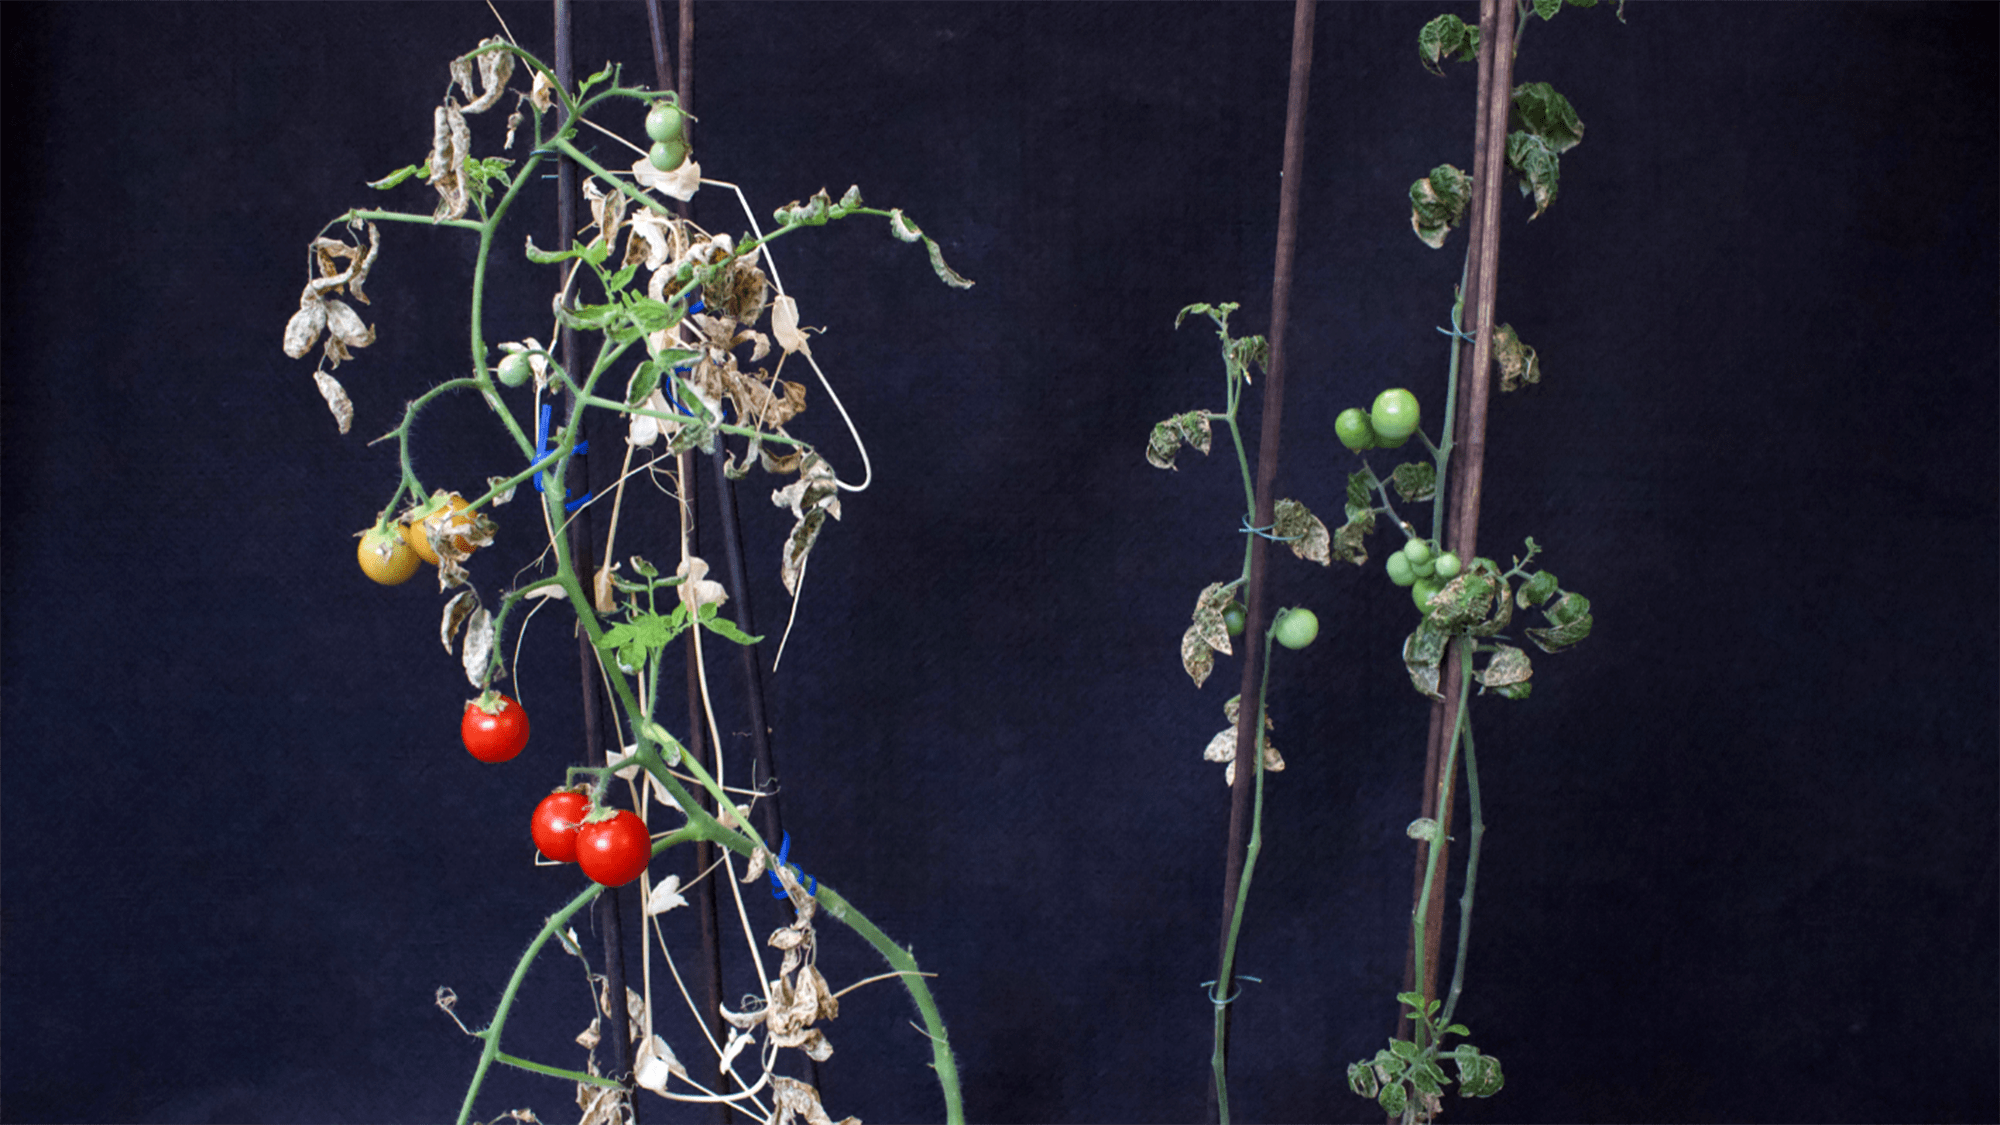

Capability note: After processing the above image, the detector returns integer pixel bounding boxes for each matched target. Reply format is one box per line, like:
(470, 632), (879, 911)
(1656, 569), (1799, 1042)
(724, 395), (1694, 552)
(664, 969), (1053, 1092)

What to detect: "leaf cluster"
(1345, 993), (1503, 1122)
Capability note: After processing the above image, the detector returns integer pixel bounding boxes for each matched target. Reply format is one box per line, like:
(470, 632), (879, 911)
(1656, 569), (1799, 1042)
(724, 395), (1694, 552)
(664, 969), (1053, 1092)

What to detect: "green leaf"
(1346, 1060), (1381, 1099)
(1417, 14), (1480, 76)
(1390, 461), (1437, 502)
(698, 608), (764, 645)
(1534, 0), (1563, 19)
(367, 163), (423, 190)
(1334, 469), (1378, 565)
(1512, 82), (1585, 154)
(1346, 471), (1375, 522)
(1378, 1082), (1408, 1117)
(1507, 131), (1561, 220)
(1145, 410), (1213, 470)
(1411, 163), (1473, 248)
(1476, 643), (1533, 697)
(1443, 1023), (1470, 1038)
(602, 260), (639, 294)
(1395, 991), (1427, 1009)
(576, 60), (616, 99)
(1174, 301), (1238, 333)
(1428, 565), (1499, 634)
(1403, 616), (1448, 700)
(1408, 1060), (1444, 1095)
(1272, 498), (1331, 566)
(1388, 1037), (1420, 1061)
(626, 360), (662, 407)
(524, 237), (592, 265)
(1526, 590), (1593, 653)
(630, 556), (660, 579)
(558, 300), (622, 332)
(1517, 569), (1559, 608)
(1493, 323), (1542, 392)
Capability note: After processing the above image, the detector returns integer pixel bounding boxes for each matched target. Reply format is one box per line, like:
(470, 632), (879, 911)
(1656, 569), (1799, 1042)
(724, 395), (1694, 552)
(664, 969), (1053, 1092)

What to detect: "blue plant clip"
(532, 403), (593, 512)
(768, 831), (817, 899)
(1240, 515), (1303, 542)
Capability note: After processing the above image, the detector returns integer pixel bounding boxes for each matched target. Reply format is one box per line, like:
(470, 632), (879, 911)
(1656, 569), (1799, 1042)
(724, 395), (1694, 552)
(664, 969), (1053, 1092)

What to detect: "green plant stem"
(1437, 700), (1485, 1034)
(496, 1051), (625, 1087)
(1408, 652), (1474, 1054)
(455, 878), (607, 1125)
(1429, 258), (1471, 542)
(1209, 631), (1278, 1125)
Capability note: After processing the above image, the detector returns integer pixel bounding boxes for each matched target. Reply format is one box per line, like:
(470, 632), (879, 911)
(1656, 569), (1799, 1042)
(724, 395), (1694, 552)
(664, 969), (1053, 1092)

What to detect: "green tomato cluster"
(1335, 388), (1422, 452)
(1383, 537), (1461, 613)
(646, 100), (689, 172)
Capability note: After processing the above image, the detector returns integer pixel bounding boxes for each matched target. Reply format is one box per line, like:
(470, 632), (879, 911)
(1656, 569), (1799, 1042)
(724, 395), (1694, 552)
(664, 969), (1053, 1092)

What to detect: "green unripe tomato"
(1411, 556), (1436, 578)
(496, 352), (531, 388)
(1432, 552), (1462, 580)
(1386, 551), (1416, 587)
(1334, 408), (1376, 452)
(1412, 578), (1443, 613)
(1376, 430), (1413, 449)
(1222, 602), (1247, 639)
(645, 102), (685, 144)
(1402, 539), (1432, 565)
(1371, 388), (1421, 443)
(649, 139), (689, 172)
(1273, 607), (1319, 650)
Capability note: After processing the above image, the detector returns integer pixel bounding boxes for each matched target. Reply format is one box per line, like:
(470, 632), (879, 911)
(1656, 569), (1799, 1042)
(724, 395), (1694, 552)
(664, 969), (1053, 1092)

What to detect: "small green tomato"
(649, 139), (689, 172)
(1432, 552), (1462, 580)
(1371, 388), (1421, 443)
(496, 352), (532, 388)
(1334, 408), (1376, 452)
(1223, 602), (1247, 639)
(1412, 578), (1443, 613)
(1273, 607), (1319, 650)
(645, 101), (685, 144)
(1402, 539), (1432, 565)
(1386, 551), (1416, 587)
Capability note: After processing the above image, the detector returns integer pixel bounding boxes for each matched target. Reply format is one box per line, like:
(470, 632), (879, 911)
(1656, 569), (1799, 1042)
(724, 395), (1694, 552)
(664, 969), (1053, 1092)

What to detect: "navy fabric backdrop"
(2, 3), (1995, 1122)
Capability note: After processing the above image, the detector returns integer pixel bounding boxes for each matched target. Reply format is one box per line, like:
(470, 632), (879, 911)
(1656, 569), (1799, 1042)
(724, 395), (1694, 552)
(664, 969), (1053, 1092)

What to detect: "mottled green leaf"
(1146, 410), (1213, 470)
(1507, 131), (1561, 219)
(1526, 591), (1593, 652)
(1512, 82), (1585, 153)
(1494, 323), (1542, 392)
(1517, 569), (1559, 608)
(1534, 0), (1562, 19)
(1409, 1059), (1446, 1095)
(923, 236), (974, 289)
(1391, 461), (1437, 502)
(1333, 514), (1375, 566)
(1388, 1037), (1420, 1061)
(1347, 1060), (1380, 1099)
(1272, 498), (1331, 566)
(1345, 470), (1375, 522)
(368, 163), (423, 190)
(1476, 643), (1533, 697)
(626, 360), (662, 407)
(1378, 1082), (1408, 1117)
(1428, 565), (1498, 634)
(1403, 617), (1449, 700)
(1411, 163), (1473, 248)
(1180, 626), (1216, 689)
(1417, 14), (1480, 76)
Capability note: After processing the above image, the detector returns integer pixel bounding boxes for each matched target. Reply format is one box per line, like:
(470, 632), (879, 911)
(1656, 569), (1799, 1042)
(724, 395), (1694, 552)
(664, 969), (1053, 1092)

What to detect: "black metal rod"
(556, 0), (634, 1088)
(1206, 2), (1316, 1120)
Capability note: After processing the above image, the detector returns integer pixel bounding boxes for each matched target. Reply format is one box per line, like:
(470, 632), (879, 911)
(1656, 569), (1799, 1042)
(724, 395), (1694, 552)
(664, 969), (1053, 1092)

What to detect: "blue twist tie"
(1198, 975), (1263, 1006)
(768, 831), (817, 899)
(1240, 515), (1303, 542)
(532, 404), (593, 512)
(1435, 323), (1479, 343)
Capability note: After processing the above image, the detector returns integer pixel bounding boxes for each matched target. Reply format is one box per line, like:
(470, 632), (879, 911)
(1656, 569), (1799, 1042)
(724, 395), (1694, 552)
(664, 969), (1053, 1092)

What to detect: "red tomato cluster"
(532, 791), (651, 886)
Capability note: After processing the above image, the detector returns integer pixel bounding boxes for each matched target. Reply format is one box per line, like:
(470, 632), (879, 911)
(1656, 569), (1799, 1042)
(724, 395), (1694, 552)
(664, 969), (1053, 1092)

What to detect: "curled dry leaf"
(632, 154), (701, 201)
(633, 1033), (690, 1094)
(529, 70), (554, 112)
(584, 179), (628, 257)
(625, 210), (674, 272)
(313, 371), (354, 433)
(284, 295), (328, 359)
(453, 38), (514, 115)
(441, 588), (480, 653)
(645, 874), (688, 916)
(771, 294), (813, 356)
(459, 608), (495, 687)
(772, 455), (843, 596)
(770, 1076), (857, 1125)
(675, 555), (729, 612)
(740, 846), (770, 884)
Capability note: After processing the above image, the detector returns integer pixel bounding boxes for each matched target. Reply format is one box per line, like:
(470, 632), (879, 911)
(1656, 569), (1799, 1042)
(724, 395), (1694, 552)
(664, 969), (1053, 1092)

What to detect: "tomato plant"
(356, 524), (419, 586)
(576, 810), (652, 886)
(1273, 607), (1319, 650)
(531, 790), (592, 863)
(462, 692), (529, 763)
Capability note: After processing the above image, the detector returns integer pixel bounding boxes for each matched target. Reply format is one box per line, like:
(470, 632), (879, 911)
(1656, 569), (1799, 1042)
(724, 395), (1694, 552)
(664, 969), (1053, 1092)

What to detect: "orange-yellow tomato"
(404, 494), (477, 565)
(357, 525), (420, 585)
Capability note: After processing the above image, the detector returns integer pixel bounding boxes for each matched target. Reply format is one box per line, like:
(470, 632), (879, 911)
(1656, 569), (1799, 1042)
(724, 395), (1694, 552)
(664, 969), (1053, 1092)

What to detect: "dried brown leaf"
(313, 371), (353, 433)
(771, 294), (812, 356)
(284, 294), (327, 358)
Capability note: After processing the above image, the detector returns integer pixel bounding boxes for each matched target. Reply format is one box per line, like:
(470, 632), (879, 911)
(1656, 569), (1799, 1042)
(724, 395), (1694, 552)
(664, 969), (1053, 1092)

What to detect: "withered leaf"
(459, 608), (494, 687)
(1271, 498), (1331, 565)
(313, 371), (353, 433)
(771, 294), (812, 356)
(284, 294), (327, 358)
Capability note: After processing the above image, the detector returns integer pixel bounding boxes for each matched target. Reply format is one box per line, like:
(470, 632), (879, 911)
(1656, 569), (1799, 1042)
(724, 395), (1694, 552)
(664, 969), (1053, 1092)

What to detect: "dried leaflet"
(769, 1076), (859, 1125)
(312, 371), (353, 433)
(1202, 695), (1283, 786)
(772, 455), (842, 595)
(771, 294), (813, 356)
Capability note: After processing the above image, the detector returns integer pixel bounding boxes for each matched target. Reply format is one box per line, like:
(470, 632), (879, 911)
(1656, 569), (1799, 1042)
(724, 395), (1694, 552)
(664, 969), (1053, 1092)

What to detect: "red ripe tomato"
(532, 790), (593, 863)
(576, 810), (652, 886)
(462, 694), (530, 763)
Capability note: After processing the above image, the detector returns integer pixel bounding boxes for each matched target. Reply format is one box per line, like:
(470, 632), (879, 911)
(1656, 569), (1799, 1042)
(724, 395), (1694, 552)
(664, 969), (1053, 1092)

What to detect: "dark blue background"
(3, 3), (1995, 1122)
